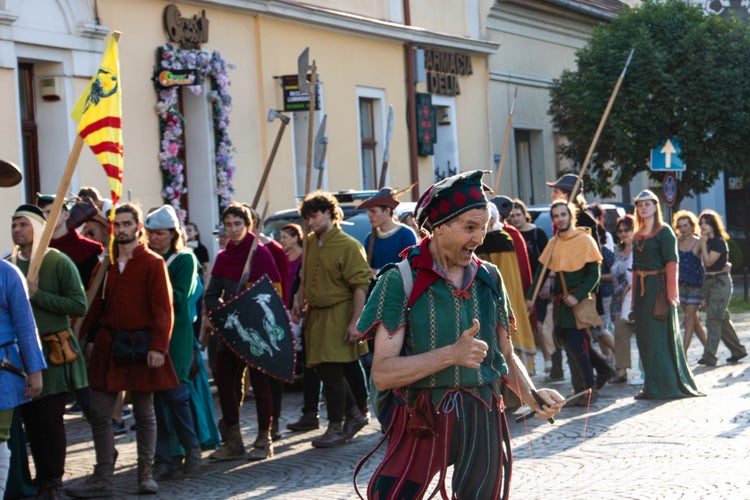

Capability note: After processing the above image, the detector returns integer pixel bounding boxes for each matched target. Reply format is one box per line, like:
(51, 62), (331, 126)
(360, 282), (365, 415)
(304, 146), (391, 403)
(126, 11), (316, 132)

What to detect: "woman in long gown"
(631, 190), (701, 400)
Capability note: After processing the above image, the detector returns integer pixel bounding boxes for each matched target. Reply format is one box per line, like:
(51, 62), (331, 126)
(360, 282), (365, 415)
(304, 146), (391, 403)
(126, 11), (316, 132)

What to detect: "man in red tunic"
(37, 194), (103, 288)
(67, 203), (179, 498)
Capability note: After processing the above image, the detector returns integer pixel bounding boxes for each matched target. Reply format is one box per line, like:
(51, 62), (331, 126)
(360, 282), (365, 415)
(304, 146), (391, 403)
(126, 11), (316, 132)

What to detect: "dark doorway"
(18, 63), (40, 202)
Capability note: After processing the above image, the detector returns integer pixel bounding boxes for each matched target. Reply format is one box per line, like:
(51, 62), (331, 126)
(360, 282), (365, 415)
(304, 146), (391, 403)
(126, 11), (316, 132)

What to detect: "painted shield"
(209, 275), (295, 383)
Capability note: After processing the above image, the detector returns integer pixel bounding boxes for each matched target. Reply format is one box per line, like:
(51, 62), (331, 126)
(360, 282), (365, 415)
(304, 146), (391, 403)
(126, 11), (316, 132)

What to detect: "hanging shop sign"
(164, 3), (209, 50)
(422, 48), (473, 97)
(153, 69), (203, 89)
(415, 93), (437, 156)
(279, 75), (321, 112)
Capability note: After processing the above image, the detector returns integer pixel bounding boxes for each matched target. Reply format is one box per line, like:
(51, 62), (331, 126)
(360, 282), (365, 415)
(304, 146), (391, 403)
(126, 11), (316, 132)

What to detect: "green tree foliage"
(549, 0), (750, 207)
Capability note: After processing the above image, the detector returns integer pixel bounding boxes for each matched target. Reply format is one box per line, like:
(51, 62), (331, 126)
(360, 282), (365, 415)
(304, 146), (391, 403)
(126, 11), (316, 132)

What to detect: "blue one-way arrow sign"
(650, 138), (685, 171)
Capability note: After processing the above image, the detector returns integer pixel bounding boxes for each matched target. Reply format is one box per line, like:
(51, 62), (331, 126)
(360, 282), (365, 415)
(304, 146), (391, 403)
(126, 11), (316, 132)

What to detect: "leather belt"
(635, 268), (665, 296)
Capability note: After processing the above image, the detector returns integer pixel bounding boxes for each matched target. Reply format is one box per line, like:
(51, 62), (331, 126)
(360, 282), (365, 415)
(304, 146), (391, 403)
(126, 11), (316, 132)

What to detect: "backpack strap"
(396, 258), (414, 301)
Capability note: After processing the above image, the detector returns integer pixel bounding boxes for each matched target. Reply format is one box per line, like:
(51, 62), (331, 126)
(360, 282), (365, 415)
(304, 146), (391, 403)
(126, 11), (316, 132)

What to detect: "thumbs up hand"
(454, 319), (489, 369)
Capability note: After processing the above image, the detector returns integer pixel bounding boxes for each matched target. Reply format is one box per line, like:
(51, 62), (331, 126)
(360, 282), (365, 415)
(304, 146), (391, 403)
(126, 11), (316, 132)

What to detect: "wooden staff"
(304, 62), (317, 195)
(493, 86), (518, 195)
(252, 110), (290, 210)
(528, 48), (635, 307)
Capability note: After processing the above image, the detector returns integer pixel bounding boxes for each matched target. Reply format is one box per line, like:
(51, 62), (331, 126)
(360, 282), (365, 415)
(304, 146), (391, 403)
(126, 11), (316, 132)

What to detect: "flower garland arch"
(154, 43), (236, 221)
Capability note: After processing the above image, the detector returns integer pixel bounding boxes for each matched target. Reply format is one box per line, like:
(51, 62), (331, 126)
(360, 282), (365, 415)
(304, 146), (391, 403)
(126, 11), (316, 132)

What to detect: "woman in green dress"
(631, 190), (701, 400)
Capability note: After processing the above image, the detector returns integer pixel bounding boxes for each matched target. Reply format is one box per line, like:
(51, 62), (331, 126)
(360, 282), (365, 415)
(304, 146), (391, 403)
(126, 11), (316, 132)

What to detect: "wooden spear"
(493, 86), (518, 195)
(304, 62), (317, 195)
(528, 49), (635, 308)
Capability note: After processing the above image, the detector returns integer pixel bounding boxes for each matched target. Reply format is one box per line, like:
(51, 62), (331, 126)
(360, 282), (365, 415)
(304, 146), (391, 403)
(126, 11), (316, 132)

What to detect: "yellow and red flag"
(70, 34), (123, 260)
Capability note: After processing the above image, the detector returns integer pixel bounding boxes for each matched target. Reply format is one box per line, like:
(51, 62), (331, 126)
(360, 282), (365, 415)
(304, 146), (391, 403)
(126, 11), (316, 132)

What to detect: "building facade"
(0, 0), (498, 253)
(486, 0), (626, 205)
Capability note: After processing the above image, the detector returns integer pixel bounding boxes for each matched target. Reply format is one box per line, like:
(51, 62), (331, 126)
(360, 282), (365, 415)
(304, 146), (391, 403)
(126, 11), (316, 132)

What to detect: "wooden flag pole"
(528, 49), (634, 308)
(26, 136), (84, 282)
(28, 30), (122, 282)
(493, 86), (518, 195)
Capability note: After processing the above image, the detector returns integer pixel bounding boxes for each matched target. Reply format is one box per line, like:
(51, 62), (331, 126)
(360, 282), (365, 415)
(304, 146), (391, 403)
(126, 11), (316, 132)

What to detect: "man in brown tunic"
(67, 203), (178, 498)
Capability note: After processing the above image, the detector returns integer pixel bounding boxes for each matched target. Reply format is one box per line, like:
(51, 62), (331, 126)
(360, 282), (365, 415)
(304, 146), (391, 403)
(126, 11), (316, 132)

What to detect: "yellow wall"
(410, 0), (469, 37)
(306, 0), (388, 20)
(255, 18), (410, 207)
(456, 55), (492, 175)
(94, 1), (260, 213)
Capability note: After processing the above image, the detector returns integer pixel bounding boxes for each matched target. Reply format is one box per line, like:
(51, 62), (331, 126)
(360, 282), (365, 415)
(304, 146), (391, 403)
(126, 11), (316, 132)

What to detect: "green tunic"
(633, 225), (701, 399)
(358, 242), (513, 408)
(303, 225), (371, 365)
(13, 250), (88, 397)
(164, 249), (199, 383)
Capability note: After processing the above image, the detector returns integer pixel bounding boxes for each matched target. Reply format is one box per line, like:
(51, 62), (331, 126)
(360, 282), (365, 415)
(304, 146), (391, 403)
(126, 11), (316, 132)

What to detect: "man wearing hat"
(358, 170), (562, 498)
(69, 203), (179, 497)
(547, 173), (600, 235)
(143, 205), (205, 480)
(37, 195), (104, 290)
(9, 204), (89, 498)
(357, 188), (417, 273)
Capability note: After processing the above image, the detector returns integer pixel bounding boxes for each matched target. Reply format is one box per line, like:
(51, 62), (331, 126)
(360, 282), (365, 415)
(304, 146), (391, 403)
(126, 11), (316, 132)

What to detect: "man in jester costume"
(357, 170), (562, 499)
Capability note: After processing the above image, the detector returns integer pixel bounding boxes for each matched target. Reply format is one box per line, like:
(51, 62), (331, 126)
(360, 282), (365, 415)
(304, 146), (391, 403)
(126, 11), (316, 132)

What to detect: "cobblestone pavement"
(53, 312), (750, 499)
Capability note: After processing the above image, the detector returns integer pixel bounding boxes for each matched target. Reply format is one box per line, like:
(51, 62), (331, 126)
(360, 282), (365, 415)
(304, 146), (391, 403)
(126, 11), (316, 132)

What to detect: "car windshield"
(264, 209), (371, 246)
(263, 192), (415, 248)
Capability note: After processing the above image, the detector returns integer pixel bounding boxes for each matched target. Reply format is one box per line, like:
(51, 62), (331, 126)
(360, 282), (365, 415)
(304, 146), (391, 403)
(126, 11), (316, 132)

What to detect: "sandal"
(634, 391), (651, 400)
(610, 373), (627, 384)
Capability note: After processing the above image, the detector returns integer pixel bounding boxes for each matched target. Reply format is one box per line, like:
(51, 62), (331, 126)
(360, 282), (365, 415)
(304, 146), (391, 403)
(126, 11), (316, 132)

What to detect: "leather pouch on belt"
(42, 330), (79, 366)
(408, 390), (437, 439)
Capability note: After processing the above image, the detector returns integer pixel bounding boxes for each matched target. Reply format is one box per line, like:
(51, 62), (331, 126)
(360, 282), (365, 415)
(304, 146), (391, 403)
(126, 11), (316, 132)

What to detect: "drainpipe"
(403, 0), (419, 198)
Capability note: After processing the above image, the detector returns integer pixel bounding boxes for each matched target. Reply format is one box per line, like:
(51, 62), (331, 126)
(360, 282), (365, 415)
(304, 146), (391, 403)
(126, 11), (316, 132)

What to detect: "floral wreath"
(154, 43), (236, 221)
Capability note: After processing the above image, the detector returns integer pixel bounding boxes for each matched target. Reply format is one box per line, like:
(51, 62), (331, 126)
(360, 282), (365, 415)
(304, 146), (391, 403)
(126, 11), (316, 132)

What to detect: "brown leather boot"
(183, 446), (203, 475)
(65, 463), (114, 498)
(209, 423), (246, 461)
(343, 407), (368, 440)
(287, 411), (319, 431)
(311, 422), (346, 448)
(247, 429), (273, 461)
(137, 461), (159, 495)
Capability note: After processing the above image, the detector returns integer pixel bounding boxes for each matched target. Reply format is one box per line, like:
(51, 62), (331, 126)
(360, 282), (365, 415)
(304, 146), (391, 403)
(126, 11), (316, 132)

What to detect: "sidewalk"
(52, 312), (750, 499)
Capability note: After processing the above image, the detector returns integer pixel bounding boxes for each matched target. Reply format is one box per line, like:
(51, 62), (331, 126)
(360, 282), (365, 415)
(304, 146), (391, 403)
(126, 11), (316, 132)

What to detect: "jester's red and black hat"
(415, 170), (490, 231)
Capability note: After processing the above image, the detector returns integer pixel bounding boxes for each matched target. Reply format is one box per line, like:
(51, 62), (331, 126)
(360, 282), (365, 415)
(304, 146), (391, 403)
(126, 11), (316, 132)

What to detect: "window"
(359, 98), (377, 189)
(356, 87), (386, 189)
